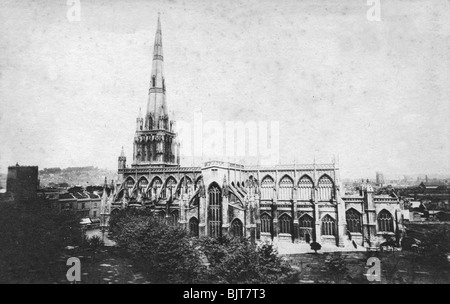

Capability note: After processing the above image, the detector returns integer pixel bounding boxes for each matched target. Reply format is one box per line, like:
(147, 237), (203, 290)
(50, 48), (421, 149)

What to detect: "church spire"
(146, 13), (167, 129)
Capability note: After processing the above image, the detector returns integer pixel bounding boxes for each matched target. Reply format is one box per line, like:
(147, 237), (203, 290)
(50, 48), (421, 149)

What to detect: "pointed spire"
(153, 13), (163, 60)
(147, 13), (168, 128)
(120, 146), (125, 157)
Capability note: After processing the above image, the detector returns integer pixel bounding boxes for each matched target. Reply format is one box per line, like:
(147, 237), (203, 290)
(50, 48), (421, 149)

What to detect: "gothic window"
(346, 209), (362, 233)
(189, 217), (199, 237)
(165, 177), (177, 199)
(230, 219), (243, 238)
(151, 177), (162, 199)
(279, 214), (292, 234)
(378, 210), (394, 232)
(208, 184), (222, 238)
(162, 78), (165, 91)
(318, 175), (334, 202)
(152, 75), (156, 87)
(170, 210), (179, 226)
(279, 175), (294, 201)
(321, 214), (336, 236)
(125, 178), (135, 190)
(298, 175), (313, 201)
(260, 213), (272, 233)
(261, 176), (274, 200)
(299, 214), (314, 241)
(138, 177), (148, 194)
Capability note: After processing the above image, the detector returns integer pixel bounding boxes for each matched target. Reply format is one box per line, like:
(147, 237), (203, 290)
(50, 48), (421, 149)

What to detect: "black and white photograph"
(0, 0), (449, 289)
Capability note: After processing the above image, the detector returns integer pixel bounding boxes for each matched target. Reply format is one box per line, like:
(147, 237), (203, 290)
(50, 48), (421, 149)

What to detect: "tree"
(195, 237), (298, 284)
(310, 242), (322, 253)
(111, 208), (205, 283)
(85, 235), (104, 260)
(111, 208), (299, 284)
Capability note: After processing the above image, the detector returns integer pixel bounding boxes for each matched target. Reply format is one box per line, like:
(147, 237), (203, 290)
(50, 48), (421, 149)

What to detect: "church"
(109, 16), (402, 250)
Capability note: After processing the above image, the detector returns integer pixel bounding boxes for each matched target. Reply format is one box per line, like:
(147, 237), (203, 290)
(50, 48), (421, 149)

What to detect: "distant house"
(53, 190), (101, 222)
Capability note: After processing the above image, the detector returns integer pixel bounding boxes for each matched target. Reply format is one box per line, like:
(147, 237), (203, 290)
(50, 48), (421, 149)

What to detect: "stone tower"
(132, 15), (179, 167)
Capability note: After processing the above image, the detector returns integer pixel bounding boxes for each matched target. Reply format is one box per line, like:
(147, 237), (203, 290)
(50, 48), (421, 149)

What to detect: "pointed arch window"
(261, 176), (275, 200)
(260, 213), (272, 233)
(164, 177), (177, 199)
(208, 184), (222, 238)
(279, 214), (292, 234)
(318, 175), (334, 202)
(150, 178), (162, 199)
(321, 214), (336, 236)
(279, 176), (294, 201)
(230, 219), (243, 238)
(152, 75), (156, 87)
(189, 217), (199, 237)
(170, 210), (179, 226)
(299, 214), (314, 242)
(378, 210), (394, 232)
(346, 209), (362, 233)
(298, 175), (313, 201)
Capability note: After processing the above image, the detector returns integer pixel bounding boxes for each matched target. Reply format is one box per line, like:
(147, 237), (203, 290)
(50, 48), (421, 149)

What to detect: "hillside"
(38, 166), (119, 187)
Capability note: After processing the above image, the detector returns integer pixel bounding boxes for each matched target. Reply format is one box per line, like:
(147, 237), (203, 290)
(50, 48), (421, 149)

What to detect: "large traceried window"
(278, 175), (294, 201)
(260, 213), (272, 233)
(261, 176), (274, 200)
(298, 175), (313, 201)
(208, 184), (222, 238)
(378, 210), (394, 232)
(318, 175), (334, 202)
(321, 214), (336, 236)
(346, 209), (362, 233)
(230, 219), (243, 238)
(279, 214), (292, 234)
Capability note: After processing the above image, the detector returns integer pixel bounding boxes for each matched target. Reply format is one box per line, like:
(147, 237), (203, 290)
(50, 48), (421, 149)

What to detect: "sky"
(0, 0), (449, 179)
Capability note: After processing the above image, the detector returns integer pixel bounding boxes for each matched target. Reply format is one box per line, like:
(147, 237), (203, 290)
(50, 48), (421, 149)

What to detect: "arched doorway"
(230, 218), (243, 238)
(208, 183), (222, 238)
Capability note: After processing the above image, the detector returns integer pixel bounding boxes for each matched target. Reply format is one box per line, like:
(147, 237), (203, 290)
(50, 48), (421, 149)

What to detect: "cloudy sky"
(0, 0), (449, 179)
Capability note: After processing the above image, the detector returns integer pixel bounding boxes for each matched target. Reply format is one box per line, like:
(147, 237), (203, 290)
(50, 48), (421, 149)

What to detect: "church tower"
(132, 14), (179, 167)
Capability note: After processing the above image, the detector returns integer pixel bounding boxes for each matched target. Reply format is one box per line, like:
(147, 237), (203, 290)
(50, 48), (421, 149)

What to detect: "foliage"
(85, 235), (104, 260)
(419, 227), (450, 282)
(195, 237), (298, 284)
(310, 242), (321, 253)
(111, 208), (298, 284)
(111, 208), (205, 283)
(0, 202), (82, 283)
(324, 254), (348, 283)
